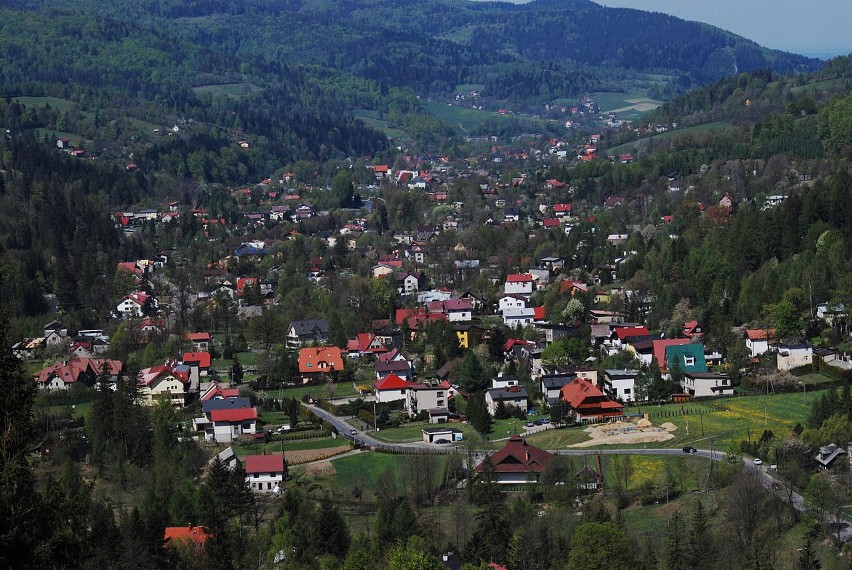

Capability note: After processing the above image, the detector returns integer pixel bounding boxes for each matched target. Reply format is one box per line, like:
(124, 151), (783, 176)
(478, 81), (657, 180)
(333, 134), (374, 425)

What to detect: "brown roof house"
(475, 435), (553, 484)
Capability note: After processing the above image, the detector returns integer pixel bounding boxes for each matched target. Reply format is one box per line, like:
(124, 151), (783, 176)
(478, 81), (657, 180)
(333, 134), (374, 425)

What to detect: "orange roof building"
(163, 525), (211, 548)
(298, 346), (344, 378)
(560, 377), (624, 422)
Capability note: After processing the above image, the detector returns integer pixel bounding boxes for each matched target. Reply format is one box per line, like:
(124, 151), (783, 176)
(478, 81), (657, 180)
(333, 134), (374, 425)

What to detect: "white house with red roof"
(186, 332), (211, 352)
(200, 382), (240, 401)
(210, 407), (258, 442)
(137, 361), (190, 406)
(375, 373), (418, 403)
(504, 274), (534, 298)
(475, 435), (554, 484)
(745, 328), (775, 358)
(116, 291), (154, 318)
(182, 352), (211, 376)
(298, 346), (344, 382)
(245, 453), (286, 493)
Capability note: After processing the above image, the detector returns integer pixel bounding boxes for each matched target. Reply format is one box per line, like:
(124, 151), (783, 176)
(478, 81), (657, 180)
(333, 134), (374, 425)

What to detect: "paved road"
(304, 405), (852, 541)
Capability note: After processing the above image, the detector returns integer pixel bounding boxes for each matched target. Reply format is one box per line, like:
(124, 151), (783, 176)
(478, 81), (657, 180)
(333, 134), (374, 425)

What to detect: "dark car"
(682, 446), (698, 453)
(434, 439), (450, 444)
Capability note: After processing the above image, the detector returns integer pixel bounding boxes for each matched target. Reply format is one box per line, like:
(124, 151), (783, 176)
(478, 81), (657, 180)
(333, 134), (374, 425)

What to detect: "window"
(624, 388), (631, 394)
(437, 400), (445, 407)
(684, 356), (695, 367)
(437, 392), (444, 397)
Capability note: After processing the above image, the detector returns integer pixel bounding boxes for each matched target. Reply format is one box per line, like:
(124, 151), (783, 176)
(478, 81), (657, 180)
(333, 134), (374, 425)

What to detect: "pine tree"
(797, 537), (821, 570)
(663, 509), (687, 570)
(89, 362), (115, 464)
(686, 499), (715, 570)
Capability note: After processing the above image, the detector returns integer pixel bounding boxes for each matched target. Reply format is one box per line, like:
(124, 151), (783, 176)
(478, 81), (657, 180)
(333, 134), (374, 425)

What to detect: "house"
(163, 525), (211, 549)
(346, 332), (388, 359)
(485, 385), (528, 416)
(682, 372), (734, 398)
(815, 444), (848, 470)
(194, 397), (257, 442)
(776, 342), (813, 371)
(540, 374), (576, 405)
(35, 358), (122, 390)
(443, 298), (474, 322)
(43, 320), (69, 344)
(287, 318), (330, 348)
(422, 427), (463, 444)
(651, 338), (691, 370)
(209, 406), (258, 443)
(665, 344), (707, 375)
(682, 320), (703, 340)
(502, 307), (537, 328)
(245, 453), (286, 493)
(504, 274), (534, 298)
(12, 337), (46, 360)
(116, 291), (154, 318)
(602, 369), (639, 402)
(376, 349), (414, 381)
(298, 346), (344, 382)
(560, 377), (624, 423)
(137, 362), (191, 406)
(745, 329), (775, 358)
(200, 383), (240, 401)
(491, 375), (519, 389)
(475, 435), (553, 483)
(498, 294), (529, 313)
(406, 384), (449, 420)
(182, 352), (211, 376)
(186, 332), (211, 352)
(605, 326), (651, 355)
(375, 373), (417, 403)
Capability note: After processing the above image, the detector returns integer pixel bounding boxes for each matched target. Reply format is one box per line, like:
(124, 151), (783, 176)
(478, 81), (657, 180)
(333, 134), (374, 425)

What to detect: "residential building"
(665, 343), (707, 375)
(245, 453), (286, 493)
(540, 374), (576, 405)
(422, 427), (463, 444)
(116, 291), (154, 318)
(745, 329), (775, 358)
(35, 358), (122, 390)
(406, 384), (449, 420)
(485, 385), (529, 416)
(504, 273), (534, 298)
(375, 373), (417, 403)
(137, 362), (190, 406)
(298, 346), (344, 382)
(603, 369), (639, 402)
(287, 318), (330, 348)
(682, 372), (734, 398)
(474, 435), (553, 483)
(777, 342), (813, 371)
(560, 377), (624, 422)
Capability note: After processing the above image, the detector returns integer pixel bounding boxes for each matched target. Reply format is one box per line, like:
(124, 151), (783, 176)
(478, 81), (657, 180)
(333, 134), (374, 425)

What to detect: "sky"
(590, 1), (852, 59)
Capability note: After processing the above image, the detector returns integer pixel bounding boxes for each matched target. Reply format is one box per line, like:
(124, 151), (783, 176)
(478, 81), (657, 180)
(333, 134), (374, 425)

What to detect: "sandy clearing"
(604, 102), (661, 114)
(568, 419), (678, 448)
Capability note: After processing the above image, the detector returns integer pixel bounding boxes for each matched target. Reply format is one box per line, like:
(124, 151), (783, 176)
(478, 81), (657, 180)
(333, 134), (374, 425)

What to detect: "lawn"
(353, 110), (412, 143)
(329, 452), (449, 495)
(264, 381), (360, 401)
(233, 436), (348, 457)
(527, 391), (822, 451)
(192, 82), (261, 98)
(34, 128), (85, 146)
(14, 96), (78, 112)
(423, 101), (552, 134)
(606, 121), (731, 154)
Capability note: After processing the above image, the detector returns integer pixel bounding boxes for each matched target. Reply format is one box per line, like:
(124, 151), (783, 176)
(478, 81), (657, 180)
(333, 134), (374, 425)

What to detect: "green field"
(423, 101), (551, 134)
(527, 391), (822, 451)
(329, 452), (449, 494)
(14, 96), (78, 112)
(453, 83), (486, 94)
(233, 436), (348, 457)
(35, 128), (85, 147)
(353, 110), (412, 142)
(263, 381), (360, 401)
(606, 121), (731, 155)
(192, 82), (261, 98)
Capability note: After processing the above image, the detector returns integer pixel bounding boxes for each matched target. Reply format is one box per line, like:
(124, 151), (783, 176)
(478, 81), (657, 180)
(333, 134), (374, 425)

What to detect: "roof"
(475, 435), (553, 474)
(35, 358), (122, 385)
(375, 373), (415, 391)
(290, 318), (330, 337)
(137, 363), (189, 387)
(202, 397), (251, 413)
(487, 386), (529, 400)
(613, 326), (650, 341)
(746, 328), (775, 341)
(210, 407), (258, 422)
(506, 273), (533, 283)
(298, 346), (344, 374)
(163, 525), (211, 546)
(182, 351), (211, 368)
(560, 377), (624, 416)
(201, 384), (240, 401)
(244, 453), (286, 474)
(652, 338), (690, 368)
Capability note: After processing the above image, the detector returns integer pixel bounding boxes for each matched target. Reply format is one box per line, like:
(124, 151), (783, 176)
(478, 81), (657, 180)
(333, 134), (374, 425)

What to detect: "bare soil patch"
(570, 419), (677, 448)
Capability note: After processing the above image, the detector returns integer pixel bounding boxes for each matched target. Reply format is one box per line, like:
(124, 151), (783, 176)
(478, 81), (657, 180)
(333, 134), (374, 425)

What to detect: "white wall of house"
(406, 388), (447, 417)
(499, 296), (527, 312)
(604, 377), (636, 402)
(777, 346), (813, 371)
(746, 338), (770, 358)
(246, 471), (284, 493)
(375, 388), (408, 403)
(139, 376), (187, 406)
(447, 310), (471, 322)
(211, 419), (257, 443)
(504, 281), (533, 297)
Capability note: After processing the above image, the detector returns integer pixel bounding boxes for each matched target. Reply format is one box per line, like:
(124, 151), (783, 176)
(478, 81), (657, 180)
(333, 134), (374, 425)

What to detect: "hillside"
(1, 0), (820, 107)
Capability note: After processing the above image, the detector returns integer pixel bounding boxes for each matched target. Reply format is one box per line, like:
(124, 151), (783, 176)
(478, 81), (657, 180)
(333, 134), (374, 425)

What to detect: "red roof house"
(560, 377), (624, 422)
(474, 435), (554, 483)
(163, 525), (211, 548)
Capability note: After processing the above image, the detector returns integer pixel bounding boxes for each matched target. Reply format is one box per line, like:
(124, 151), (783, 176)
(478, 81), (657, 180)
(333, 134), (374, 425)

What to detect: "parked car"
(682, 446), (697, 453)
(753, 458), (763, 465)
(540, 418), (550, 424)
(525, 421), (535, 428)
(276, 424), (291, 433)
(434, 439), (450, 444)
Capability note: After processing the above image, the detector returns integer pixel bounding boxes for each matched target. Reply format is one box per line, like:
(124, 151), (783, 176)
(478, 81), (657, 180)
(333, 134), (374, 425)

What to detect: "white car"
(753, 458), (762, 465)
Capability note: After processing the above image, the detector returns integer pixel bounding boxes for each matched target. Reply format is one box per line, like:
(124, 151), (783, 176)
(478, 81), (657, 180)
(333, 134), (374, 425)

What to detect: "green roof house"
(666, 343), (707, 374)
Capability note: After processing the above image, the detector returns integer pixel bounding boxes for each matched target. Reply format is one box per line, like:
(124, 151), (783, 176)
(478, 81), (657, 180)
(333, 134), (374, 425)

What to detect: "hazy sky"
(592, 0), (852, 58)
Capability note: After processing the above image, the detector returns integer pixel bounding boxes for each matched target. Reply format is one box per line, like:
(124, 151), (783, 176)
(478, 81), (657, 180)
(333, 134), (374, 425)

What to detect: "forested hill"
(1, 0), (821, 104)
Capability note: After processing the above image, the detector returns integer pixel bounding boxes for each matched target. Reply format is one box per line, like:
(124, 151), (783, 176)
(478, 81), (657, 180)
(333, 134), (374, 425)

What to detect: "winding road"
(304, 404), (852, 542)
